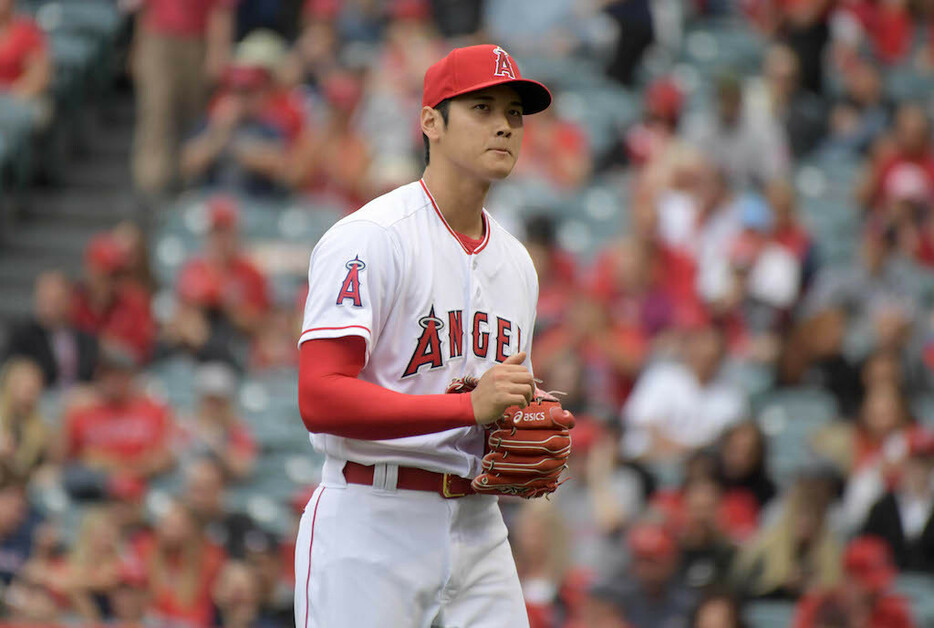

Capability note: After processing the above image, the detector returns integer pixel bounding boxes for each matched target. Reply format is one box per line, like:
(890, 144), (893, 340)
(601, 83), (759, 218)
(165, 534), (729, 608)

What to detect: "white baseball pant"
(293, 462), (529, 628)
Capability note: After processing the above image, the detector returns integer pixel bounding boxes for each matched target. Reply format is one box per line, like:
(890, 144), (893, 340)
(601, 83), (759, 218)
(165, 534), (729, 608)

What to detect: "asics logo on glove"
(514, 409), (546, 424)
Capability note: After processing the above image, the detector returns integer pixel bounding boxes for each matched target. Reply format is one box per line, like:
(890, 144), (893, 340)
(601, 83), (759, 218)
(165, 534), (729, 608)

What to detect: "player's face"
(441, 85), (524, 180)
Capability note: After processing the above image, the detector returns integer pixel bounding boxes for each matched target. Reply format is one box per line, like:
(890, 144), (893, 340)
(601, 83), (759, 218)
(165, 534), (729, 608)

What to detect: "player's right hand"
(470, 352), (535, 425)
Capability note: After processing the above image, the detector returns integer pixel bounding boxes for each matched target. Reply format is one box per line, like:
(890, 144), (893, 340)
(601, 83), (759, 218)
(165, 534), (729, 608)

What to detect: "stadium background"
(1, 0), (934, 626)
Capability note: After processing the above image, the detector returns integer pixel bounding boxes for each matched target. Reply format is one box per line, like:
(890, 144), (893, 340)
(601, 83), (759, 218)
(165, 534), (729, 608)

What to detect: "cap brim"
(442, 78), (552, 115)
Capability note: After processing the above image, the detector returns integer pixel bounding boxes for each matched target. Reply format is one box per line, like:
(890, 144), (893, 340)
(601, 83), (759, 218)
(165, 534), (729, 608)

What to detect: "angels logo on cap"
(492, 47), (516, 79)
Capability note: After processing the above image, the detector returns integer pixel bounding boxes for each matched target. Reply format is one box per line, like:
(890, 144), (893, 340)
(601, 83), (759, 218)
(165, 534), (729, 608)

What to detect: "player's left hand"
(446, 379), (575, 499)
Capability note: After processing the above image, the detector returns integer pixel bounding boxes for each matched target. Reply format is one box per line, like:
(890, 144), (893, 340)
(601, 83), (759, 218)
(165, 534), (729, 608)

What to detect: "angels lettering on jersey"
(403, 305), (520, 378)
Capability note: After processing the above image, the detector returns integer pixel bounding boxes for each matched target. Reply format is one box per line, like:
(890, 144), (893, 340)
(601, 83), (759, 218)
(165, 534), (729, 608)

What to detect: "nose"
(495, 111), (513, 137)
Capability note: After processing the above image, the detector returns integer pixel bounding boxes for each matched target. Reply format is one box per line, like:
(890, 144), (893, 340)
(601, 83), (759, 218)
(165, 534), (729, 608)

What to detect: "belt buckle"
(442, 473), (467, 498)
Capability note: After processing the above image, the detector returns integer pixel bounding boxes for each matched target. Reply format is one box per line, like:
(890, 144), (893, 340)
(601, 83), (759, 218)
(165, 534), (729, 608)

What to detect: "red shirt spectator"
(139, 501), (226, 627)
(514, 107), (591, 190)
(792, 537), (916, 628)
(177, 256), (271, 316)
(0, 16), (44, 88)
(140, 0), (237, 38)
(70, 234), (155, 363)
(176, 197), (272, 333)
(861, 104), (934, 212)
(65, 394), (173, 472)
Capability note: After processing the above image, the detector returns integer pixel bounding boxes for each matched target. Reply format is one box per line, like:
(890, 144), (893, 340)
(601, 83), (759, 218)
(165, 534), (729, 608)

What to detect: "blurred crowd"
(2, 0), (934, 626)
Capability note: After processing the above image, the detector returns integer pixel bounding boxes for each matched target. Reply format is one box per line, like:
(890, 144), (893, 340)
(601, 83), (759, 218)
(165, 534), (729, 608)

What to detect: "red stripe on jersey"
(301, 324), (371, 335)
(304, 487), (325, 628)
(419, 179), (491, 255)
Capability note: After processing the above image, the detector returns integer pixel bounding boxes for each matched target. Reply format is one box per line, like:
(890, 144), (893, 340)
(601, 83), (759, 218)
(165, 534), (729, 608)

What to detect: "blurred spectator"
(622, 325), (748, 460)
(803, 222), (918, 356)
(250, 306), (301, 370)
(0, 358), (49, 481)
(140, 500), (226, 627)
(244, 529), (292, 626)
(587, 521), (697, 628)
(235, 0), (304, 41)
(717, 420), (778, 512)
(861, 430), (934, 573)
(281, 1), (339, 94)
(513, 500), (571, 626)
(108, 559), (152, 627)
(0, 464), (41, 586)
(291, 72), (372, 211)
(778, 309), (863, 417)
(483, 0), (605, 61)
(182, 456), (260, 559)
(512, 104), (592, 191)
(603, 0), (654, 87)
(62, 508), (125, 622)
(71, 234), (156, 364)
(212, 559), (276, 628)
(711, 194), (802, 360)
(827, 57), (891, 155)
(112, 221), (158, 295)
(746, 43), (826, 158)
(686, 73), (790, 190)
(831, 0), (913, 67)
(430, 0), (484, 38)
(812, 382), (913, 478)
(105, 473), (151, 553)
(2, 572), (59, 623)
(181, 30), (306, 196)
(524, 214), (577, 337)
(690, 589), (747, 628)
(0, 0), (50, 102)
(62, 342), (175, 486)
(733, 472), (842, 599)
(131, 0), (235, 195)
(858, 103), (934, 214)
(5, 271), (98, 387)
(177, 362), (256, 481)
(604, 76), (685, 172)
(174, 196), (271, 345)
(792, 536), (915, 628)
(748, 0), (832, 94)
(677, 479), (738, 590)
(765, 179), (816, 282)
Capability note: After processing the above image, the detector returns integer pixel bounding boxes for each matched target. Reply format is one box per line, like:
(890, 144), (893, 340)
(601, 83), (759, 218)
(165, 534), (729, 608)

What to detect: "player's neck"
(421, 164), (489, 240)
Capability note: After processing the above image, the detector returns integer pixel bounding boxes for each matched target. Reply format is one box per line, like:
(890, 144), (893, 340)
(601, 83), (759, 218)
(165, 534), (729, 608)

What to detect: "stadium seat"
(894, 574), (934, 624)
(744, 600), (796, 627)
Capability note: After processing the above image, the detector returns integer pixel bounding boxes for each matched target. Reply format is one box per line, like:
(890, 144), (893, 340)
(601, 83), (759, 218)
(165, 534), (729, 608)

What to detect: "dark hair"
(524, 214), (557, 247)
(423, 99), (450, 165)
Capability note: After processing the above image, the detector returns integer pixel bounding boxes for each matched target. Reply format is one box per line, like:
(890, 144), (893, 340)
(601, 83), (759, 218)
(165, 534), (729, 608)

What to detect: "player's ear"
(421, 106), (444, 142)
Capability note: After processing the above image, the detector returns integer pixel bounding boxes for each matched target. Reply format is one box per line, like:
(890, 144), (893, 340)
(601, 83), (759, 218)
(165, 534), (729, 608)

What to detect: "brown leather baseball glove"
(447, 377), (575, 499)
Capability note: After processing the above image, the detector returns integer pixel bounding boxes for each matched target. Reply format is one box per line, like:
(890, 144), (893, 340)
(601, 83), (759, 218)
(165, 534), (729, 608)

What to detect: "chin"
(481, 157), (517, 180)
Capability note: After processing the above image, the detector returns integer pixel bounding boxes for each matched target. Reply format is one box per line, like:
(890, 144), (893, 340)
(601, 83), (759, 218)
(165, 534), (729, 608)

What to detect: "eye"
(509, 109), (523, 117)
(474, 103), (490, 111)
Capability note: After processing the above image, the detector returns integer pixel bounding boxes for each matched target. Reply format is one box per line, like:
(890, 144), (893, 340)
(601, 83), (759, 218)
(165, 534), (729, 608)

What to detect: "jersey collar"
(419, 179), (491, 255)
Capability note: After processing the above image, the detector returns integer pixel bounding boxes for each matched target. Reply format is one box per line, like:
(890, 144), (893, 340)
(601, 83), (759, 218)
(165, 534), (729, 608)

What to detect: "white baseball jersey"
(299, 179), (538, 478)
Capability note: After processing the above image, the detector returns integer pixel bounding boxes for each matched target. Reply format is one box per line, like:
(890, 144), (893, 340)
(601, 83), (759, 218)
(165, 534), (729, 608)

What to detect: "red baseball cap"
(627, 522), (677, 561)
(907, 428), (934, 458)
(207, 196), (240, 231)
(422, 44), (551, 115)
(85, 233), (128, 274)
(844, 536), (896, 593)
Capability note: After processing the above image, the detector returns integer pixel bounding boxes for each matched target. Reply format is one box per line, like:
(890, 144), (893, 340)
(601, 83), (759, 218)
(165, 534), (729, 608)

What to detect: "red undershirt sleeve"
(298, 336), (477, 440)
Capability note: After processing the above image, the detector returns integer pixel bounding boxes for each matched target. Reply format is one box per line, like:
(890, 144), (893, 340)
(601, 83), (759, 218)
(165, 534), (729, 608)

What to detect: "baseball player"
(295, 44), (572, 627)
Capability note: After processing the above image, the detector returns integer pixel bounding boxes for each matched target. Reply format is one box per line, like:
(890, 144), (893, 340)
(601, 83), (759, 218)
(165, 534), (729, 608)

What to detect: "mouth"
(488, 148), (512, 156)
